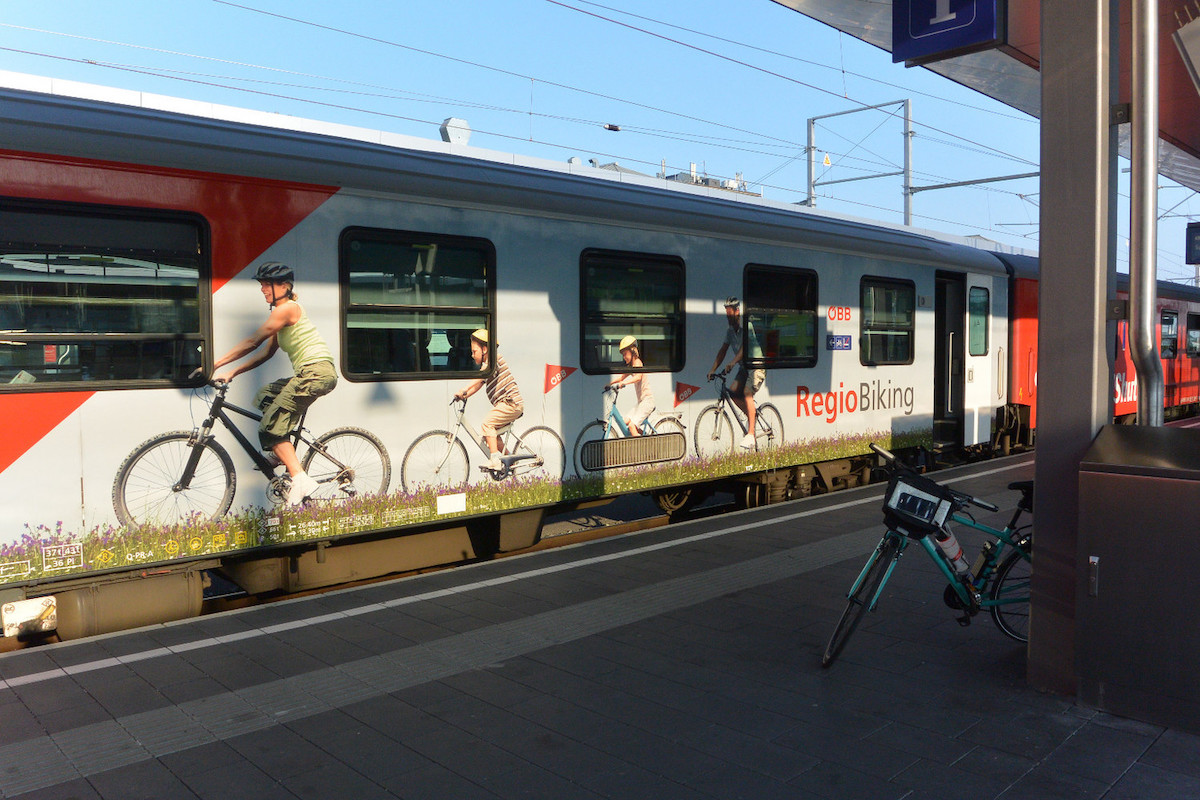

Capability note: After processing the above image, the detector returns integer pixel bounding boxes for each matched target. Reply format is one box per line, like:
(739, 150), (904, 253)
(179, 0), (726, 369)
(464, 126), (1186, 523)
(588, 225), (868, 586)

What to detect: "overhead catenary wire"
(0, 2), (1101, 252)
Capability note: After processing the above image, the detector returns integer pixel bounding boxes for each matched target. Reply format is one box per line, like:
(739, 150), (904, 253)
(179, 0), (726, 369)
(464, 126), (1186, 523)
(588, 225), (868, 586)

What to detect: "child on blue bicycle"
(606, 335), (655, 436)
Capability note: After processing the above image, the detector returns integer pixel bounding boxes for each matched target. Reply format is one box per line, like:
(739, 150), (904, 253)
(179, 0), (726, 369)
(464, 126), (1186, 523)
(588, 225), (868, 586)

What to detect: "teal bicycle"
(821, 443), (1033, 668)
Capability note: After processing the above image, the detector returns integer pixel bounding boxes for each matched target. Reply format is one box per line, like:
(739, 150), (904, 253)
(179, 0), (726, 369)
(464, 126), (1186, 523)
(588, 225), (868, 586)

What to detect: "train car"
(994, 251), (1200, 451)
(0, 72), (1015, 639)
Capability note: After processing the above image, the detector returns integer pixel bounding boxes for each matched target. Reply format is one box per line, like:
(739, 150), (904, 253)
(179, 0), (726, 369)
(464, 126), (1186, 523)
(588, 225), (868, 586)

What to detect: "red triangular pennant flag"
(544, 364), (577, 394)
(675, 382), (700, 407)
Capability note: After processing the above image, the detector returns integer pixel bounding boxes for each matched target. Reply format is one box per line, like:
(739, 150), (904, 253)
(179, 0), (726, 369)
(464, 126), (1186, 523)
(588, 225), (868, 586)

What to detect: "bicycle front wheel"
(573, 420), (609, 477)
(822, 534), (901, 668)
(401, 430), (469, 493)
(990, 537), (1032, 642)
(113, 431), (236, 528)
(650, 416), (685, 438)
(302, 427), (391, 501)
(693, 405), (733, 460)
(755, 403), (785, 450)
(513, 426), (566, 481)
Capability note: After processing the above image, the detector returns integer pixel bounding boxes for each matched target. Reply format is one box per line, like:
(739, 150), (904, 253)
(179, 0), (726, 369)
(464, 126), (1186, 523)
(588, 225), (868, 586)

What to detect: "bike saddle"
(1008, 480), (1034, 513)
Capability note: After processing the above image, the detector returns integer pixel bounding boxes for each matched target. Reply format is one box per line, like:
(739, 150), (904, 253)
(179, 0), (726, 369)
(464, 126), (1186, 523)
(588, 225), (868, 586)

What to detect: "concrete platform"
(1, 453), (1197, 799)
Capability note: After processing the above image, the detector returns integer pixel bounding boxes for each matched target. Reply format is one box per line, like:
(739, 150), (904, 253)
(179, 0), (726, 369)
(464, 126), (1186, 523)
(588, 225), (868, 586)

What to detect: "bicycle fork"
(849, 534), (906, 611)
(179, 417), (218, 491)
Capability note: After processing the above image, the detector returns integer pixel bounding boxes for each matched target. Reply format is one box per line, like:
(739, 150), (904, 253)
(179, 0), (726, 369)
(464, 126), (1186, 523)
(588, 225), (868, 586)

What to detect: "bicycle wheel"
(301, 427), (391, 501)
(401, 430), (469, 493)
(649, 416), (685, 438)
(754, 403), (785, 450)
(693, 405), (733, 460)
(113, 431), (236, 528)
(990, 537), (1032, 642)
(512, 426), (566, 482)
(573, 420), (609, 477)
(822, 534), (902, 668)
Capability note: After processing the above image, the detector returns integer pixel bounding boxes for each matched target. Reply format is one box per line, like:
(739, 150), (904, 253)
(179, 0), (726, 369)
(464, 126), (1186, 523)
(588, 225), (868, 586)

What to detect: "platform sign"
(892, 0), (1006, 66)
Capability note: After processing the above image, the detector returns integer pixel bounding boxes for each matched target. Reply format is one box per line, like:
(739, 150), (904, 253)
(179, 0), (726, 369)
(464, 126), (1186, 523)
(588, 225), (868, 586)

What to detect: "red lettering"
(796, 386), (810, 416)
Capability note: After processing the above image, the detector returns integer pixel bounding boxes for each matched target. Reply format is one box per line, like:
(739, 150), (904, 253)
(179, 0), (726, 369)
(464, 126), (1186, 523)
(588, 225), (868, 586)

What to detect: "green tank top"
(276, 302), (333, 372)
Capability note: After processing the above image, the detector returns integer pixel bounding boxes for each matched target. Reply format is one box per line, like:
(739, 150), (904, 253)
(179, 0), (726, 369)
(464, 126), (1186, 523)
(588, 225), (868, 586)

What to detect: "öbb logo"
(543, 364), (577, 394)
(675, 382), (700, 407)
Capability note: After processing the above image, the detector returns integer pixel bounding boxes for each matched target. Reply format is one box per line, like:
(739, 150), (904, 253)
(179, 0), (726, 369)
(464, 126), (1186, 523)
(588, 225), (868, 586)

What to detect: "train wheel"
(113, 431), (236, 528)
(401, 430), (469, 493)
(653, 487), (697, 514)
(693, 406), (733, 460)
(573, 421), (608, 477)
(755, 403), (785, 450)
(302, 427), (391, 501)
(514, 426), (566, 481)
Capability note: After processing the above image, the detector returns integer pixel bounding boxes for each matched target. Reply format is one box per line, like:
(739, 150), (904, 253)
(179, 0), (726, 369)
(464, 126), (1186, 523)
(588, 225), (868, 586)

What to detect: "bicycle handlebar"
(869, 442), (1000, 513)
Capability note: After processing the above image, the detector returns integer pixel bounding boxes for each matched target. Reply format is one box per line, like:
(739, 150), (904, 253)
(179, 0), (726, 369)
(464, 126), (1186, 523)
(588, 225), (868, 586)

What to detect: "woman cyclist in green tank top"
(213, 262), (337, 506)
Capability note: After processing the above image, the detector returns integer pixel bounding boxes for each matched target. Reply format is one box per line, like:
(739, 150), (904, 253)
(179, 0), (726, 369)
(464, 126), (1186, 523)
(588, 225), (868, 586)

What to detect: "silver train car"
(0, 72), (1015, 639)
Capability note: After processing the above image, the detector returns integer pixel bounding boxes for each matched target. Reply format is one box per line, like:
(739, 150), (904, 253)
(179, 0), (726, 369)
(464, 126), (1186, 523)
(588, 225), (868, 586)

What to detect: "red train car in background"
(995, 252), (1200, 453)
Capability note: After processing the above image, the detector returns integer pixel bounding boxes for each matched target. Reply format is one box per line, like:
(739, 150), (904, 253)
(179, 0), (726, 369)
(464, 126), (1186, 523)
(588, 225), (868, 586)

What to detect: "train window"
(579, 249), (684, 374)
(0, 200), (207, 391)
(340, 228), (494, 380)
(743, 265), (817, 369)
(1188, 314), (1200, 357)
(860, 277), (915, 365)
(968, 287), (989, 356)
(1161, 311), (1178, 360)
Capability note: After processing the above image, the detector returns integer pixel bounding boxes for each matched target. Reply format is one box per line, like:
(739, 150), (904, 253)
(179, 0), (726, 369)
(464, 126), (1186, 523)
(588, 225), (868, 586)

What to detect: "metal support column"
(1031, 0), (1118, 694)
(1130, 0), (1163, 425)
(903, 99), (913, 226)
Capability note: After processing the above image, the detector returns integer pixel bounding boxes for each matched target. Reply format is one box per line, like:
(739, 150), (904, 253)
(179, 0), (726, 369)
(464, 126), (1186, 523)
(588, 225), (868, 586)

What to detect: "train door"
(934, 271), (965, 450)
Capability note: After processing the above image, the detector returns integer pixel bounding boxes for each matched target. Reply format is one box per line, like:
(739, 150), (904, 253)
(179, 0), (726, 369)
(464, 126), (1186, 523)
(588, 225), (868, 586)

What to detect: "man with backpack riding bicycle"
(212, 262), (337, 506)
(454, 329), (524, 472)
(707, 296), (765, 450)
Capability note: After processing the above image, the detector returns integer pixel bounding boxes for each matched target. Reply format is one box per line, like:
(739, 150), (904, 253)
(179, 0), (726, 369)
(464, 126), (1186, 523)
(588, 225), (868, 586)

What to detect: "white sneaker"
(487, 452), (504, 471)
(740, 433), (756, 450)
(287, 472), (320, 506)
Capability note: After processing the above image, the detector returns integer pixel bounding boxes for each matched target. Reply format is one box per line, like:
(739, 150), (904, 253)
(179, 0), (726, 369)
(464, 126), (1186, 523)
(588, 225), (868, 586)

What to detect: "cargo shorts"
(255, 360), (337, 449)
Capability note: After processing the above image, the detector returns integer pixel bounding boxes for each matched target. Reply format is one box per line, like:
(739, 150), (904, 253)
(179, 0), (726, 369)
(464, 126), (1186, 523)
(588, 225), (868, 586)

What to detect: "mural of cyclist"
(606, 335), (654, 436)
(213, 262), (337, 505)
(707, 296), (765, 449)
(454, 329), (524, 471)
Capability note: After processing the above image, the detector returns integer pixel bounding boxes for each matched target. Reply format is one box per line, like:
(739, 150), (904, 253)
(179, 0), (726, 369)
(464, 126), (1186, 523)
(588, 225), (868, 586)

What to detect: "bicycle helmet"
(618, 335), (637, 351)
(471, 329), (490, 346)
(723, 296), (740, 309)
(253, 262), (295, 283)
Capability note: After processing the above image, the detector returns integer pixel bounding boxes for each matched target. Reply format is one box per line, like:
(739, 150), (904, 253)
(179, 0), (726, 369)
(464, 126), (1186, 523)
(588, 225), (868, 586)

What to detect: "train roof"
(995, 251), (1200, 303)
(0, 70), (1029, 276)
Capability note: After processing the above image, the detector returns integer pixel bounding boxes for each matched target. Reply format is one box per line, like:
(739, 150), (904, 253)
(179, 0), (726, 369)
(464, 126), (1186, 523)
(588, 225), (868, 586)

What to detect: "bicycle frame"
(708, 373), (772, 439)
(850, 509), (1030, 617)
(598, 385), (669, 438)
(179, 384), (313, 489)
(443, 397), (536, 474)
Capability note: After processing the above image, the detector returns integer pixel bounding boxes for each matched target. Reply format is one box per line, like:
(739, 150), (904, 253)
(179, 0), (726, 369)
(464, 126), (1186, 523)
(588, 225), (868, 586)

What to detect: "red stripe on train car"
(0, 149), (337, 290)
(0, 149), (339, 472)
(0, 392), (91, 474)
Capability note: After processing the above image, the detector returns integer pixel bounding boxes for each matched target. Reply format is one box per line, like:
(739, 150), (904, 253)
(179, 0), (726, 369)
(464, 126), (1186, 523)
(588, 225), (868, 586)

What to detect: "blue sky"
(0, 0), (1195, 282)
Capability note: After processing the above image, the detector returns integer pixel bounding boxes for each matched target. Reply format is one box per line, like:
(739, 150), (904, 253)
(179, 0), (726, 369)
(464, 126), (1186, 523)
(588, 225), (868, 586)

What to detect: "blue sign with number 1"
(892, 0), (1005, 66)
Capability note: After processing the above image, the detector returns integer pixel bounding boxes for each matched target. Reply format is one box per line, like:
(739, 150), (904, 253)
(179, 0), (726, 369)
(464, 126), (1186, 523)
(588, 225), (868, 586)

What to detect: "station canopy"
(772, 0), (1200, 193)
